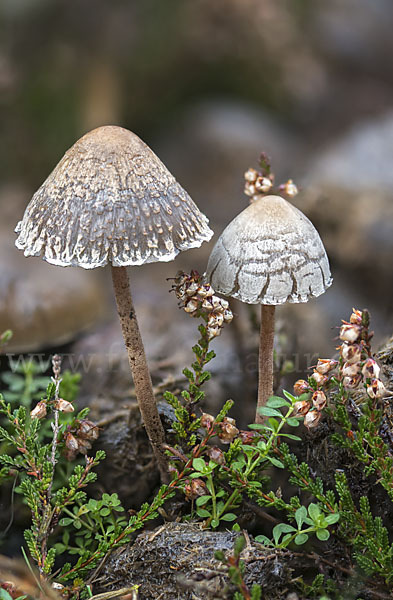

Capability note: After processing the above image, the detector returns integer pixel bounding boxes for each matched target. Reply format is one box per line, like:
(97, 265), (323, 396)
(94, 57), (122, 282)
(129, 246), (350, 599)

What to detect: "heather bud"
(185, 478), (208, 500)
(78, 419), (99, 441)
(244, 183), (256, 197)
(244, 168), (258, 183)
(340, 343), (362, 364)
(55, 398), (74, 413)
(315, 359), (338, 375)
(293, 400), (310, 417)
(64, 432), (79, 452)
(210, 296), (222, 309)
(197, 285), (214, 299)
(202, 298), (213, 310)
(208, 313), (224, 328)
(304, 410), (321, 429)
(343, 374), (362, 389)
(281, 179), (298, 198)
(200, 413), (215, 429)
(30, 401), (47, 419)
(185, 282), (199, 296)
(342, 362), (360, 378)
(184, 299), (198, 314)
(223, 309), (233, 323)
(293, 379), (310, 396)
(340, 324), (362, 343)
(367, 378), (388, 399)
(361, 358), (380, 380)
(255, 176), (273, 193)
(218, 417), (239, 444)
(350, 309), (363, 325)
(207, 446), (225, 465)
(238, 430), (258, 444)
(77, 438), (92, 455)
(207, 326), (221, 340)
(312, 390), (327, 411)
(311, 371), (328, 387)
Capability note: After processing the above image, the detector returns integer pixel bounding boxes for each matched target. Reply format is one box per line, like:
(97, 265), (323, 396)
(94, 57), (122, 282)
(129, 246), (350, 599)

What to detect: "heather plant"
(0, 303), (393, 600)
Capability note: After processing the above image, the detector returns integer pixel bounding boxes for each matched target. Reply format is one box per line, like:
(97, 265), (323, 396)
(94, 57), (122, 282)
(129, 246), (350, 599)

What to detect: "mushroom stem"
(111, 266), (169, 482)
(256, 304), (276, 423)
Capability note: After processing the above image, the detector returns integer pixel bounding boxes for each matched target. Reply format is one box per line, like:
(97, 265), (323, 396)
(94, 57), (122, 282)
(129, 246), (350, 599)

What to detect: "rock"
(291, 185), (393, 344)
(155, 100), (302, 230)
(311, 0), (393, 69)
(96, 522), (293, 600)
(0, 184), (109, 353)
(304, 111), (393, 191)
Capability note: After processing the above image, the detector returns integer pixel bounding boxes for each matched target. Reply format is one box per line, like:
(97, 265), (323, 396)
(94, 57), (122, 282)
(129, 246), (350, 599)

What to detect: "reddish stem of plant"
(111, 266), (168, 482)
(256, 304), (275, 423)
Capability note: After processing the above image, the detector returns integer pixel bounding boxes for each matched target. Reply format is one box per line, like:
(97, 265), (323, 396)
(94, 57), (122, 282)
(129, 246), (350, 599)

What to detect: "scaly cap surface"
(206, 195), (332, 304)
(15, 126), (213, 268)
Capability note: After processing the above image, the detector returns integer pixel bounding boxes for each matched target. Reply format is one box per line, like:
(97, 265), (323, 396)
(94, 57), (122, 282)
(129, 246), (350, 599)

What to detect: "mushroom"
(15, 125), (213, 479)
(206, 194), (332, 423)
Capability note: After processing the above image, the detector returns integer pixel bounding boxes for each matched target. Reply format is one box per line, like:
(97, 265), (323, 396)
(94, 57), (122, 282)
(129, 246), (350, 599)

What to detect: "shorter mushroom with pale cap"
(206, 194), (332, 423)
(15, 125), (213, 480)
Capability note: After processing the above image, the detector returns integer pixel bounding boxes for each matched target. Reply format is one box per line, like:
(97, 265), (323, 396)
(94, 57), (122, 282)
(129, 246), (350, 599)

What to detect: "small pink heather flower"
(367, 378), (388, 399)
(340, 343), (362, 363)
(293, 400), (311, 416)
(361, 358), (381, 380)
(315, 359), (338, 375)
(342, 362), (360, 378)
(349, 309), (363, 325)
(312, 390), (327, 411)
(293, 379), (311, 396)
(304, 410), (321, 429)
(340, 323), (362, 343)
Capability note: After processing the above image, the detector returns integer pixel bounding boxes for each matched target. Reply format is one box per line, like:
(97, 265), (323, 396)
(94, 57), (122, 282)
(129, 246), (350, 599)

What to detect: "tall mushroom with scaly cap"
(15, 125), (213, 480)
(206, 194), (332, 423)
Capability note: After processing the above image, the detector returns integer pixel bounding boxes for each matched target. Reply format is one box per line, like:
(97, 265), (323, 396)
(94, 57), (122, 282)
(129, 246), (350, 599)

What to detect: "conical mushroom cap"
(206, 195), (332, 304)
(15, 126), (213, 268)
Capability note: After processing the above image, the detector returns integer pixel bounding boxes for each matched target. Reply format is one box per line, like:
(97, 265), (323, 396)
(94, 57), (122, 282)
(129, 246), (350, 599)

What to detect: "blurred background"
(1, 0), (393, 422)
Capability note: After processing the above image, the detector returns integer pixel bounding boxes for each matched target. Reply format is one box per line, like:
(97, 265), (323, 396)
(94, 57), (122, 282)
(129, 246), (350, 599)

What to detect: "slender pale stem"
(256, 304), (276, 423)
(111, 266), (168, 482)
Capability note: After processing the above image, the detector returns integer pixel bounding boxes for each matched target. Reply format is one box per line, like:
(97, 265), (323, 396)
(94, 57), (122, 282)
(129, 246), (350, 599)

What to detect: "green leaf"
(211, 519), (219, 528)
(195, 495), (211, 506)
(325, 513), (340, 525)
(267, 418), (279, 432)
(266, 396), (291, 408)
(0, 589), (14, 600)
(316, 529), (330, 541)
(192, 458), (207, 472)
(286, 418), (300, 427)
(283, 390), (297, 402)
(308, 503), (321, 521)
(295, 506), (307, 529)
(196, 508), (211, 518)
(273, 523), (296, 545)
(266, 456), (284, 469)
(279, 433), (301, 441)
(220, 513), (237, 522)
(254, 535), (272, 546)
(294, 533), (309, 545)
(59, 518), (73, 527)
(257, 407), (283, 418)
